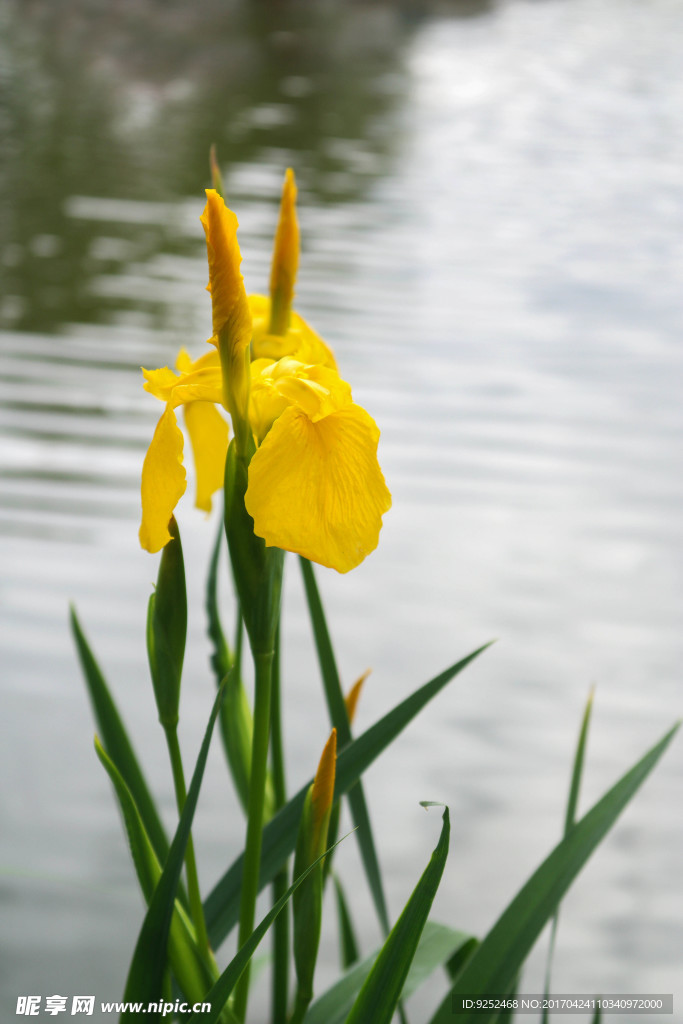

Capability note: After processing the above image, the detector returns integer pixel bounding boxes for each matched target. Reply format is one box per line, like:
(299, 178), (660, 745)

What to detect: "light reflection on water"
(1, 0), (682, 1019)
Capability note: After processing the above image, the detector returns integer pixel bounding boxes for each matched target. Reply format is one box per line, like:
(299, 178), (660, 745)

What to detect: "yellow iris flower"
(139, 175), (391, 574)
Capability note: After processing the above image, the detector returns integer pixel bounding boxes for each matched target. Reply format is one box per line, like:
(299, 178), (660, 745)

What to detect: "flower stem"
(270, 628), (289, 1024)
(233, 648), (274, 1023)
(164, 725), (212, 964)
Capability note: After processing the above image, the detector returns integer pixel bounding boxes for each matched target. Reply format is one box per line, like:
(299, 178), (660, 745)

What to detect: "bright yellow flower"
(139, 176), (391, 572)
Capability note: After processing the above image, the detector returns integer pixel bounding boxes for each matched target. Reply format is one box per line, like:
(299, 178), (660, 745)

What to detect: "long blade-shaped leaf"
(542, 687), (595, 1023)
(187, 835), (351, 1024)
(333, 873), (360, 969)
(206, 513), (231, 685)
(70, 607), (169, 865)
(121, 681), (226, 1023)
(345, 806), (450, 1024)
(300, 557), (389, 932)
(305, 920), (471, 1024)
(431, 722), (679, 1024)
(94, 739), (214, 1004)
(205, 642), (491, 949)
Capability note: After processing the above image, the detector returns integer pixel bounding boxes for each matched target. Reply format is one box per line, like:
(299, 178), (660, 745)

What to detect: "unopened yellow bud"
(310, 727), (337, 857)
(344, 669), (371, 726)
(292, 728), (337, 1020)
(200, 190), (252, 453)
(269, 168), (299, 336)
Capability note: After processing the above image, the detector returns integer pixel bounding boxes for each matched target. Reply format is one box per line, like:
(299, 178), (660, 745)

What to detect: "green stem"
(164, 726), (213, 964)
(233, 649), (275, 1023)
(270, 627), (289, 1024)
(288, 990), (310, 1024)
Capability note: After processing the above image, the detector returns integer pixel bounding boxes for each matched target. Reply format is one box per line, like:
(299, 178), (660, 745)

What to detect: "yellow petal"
(249, 359), (351, 441)
(245, 403), (392, 573)
(249, 294), (338, 371)
(269, 168), (299, 335)
(142, 365), (180, 403)
(184, 401), (230, 513)
(139, 404), (187, 553)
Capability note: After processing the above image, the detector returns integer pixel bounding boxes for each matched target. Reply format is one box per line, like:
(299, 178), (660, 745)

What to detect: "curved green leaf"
(542, 687), (595, 1022)
(70, 607), (170, 866)
(300, 557), (389, 933)
(187, 835), (351, 1024)
(431, 722), (679, 1024)
(345, 807), (450, 1024)
(94, 739), (214, 1004)
(121, 680), (226, 1023)
(204, 642), (491, 949)
(305, 921), (471, 1024)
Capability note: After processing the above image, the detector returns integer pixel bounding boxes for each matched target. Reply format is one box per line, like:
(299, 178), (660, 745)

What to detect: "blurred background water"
(1, 0), (681, 1020)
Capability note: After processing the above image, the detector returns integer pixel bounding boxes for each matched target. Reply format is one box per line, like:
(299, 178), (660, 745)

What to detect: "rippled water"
(1, 1), (682, 1020)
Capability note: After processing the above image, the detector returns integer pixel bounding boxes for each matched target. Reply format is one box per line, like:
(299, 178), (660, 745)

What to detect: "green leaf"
(345, 806), (450, 1024)
(206, 512), (231, 686)
(305, 921), (471, 1024)
(204, 642), (491, 950)
(299, 557), (389, 933)
(446, 938), (479, 983)
(431, 722), (680, 1024)
(224, 439), (284, 657)
(94, 739), (214, 1004)
(121, 680), (226, 1023)
(70, 607), (169, 866)
(333, 873), (360, 968)
(186, 835), (351, 1024)
(542, 687), (595, 1023)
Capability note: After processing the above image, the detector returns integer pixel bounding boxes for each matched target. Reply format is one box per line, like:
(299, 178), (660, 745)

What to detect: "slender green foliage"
(204, 643), (492, 949)
(120, 680), (227, 1024)
(542, 687), (595, 1022)
(300, 557), (390, 934)
(70, 607), (170, 868)
(345, 807), (450, 1024)
(430, 722), (680, 1024)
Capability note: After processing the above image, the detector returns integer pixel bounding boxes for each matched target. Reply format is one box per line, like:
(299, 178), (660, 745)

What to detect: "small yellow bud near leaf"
(269, 168), (299, 336)
(345, 670), (371, 726)
(292, 728), (338, 1021)
(310, 727), (337, 857)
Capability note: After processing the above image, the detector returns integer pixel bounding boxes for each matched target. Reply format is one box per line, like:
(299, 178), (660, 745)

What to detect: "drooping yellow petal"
(245, 403), (392, 573)
(139, 404), (187, 553)
(143, 349), (222, 407)
(269, 168), (299, 335)
(200, 190), (253, 430)
(344, 669), (371, 726)
(184, 401), (230, 513)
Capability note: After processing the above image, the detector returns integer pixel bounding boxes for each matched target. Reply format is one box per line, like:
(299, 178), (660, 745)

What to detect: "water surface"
(1, 1), (681, 1020)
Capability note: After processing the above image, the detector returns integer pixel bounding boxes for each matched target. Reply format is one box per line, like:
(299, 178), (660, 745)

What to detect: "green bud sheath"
(147, 515), (187, 729)
(224, 439), (284, 658)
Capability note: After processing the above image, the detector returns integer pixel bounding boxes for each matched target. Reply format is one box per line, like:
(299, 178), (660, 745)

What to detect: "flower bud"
(292, 729), (337, 1019)
(269, 168), (299, 336)
(147, 516), (186, 729)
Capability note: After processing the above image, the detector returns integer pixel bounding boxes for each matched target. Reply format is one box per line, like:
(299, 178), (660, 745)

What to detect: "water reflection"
(0, 0), (416, 335)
